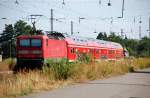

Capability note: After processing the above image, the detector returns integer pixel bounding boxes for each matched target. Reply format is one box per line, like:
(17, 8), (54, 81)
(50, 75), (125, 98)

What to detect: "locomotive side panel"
(43, 39), (67, 60)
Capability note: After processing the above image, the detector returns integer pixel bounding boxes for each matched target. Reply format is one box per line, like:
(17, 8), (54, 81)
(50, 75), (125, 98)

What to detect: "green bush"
(128, 65), (134, 72)
(77, 53), (92, 64)
(43, 59), (75, 80)
(139, 64), (145, 69)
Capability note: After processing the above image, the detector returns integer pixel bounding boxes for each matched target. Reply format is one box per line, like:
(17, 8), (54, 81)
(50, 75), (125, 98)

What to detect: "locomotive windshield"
(31, 39), (41, 47)
(19, 39), (30, 47)
(19, 39), (41, 47)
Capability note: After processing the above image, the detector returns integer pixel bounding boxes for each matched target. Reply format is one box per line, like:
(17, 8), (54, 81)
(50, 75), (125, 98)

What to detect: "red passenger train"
(16, 33), (124, 65)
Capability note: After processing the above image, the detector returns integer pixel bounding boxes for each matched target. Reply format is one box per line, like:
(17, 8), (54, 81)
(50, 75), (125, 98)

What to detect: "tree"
(137, 37), (150, 57)
(14, 20), (32, 36)
(96, 32), (103, 39)
(125, 39), (138, 56)
(96, 31), (150, 57)
(108, 33), (122, 42)
(0, 20), (33, 43)
(0, 24), (15, 58)
(0, 24), (14, 42)
(96, 32), (108, 40)
(103, 32), (108, 40)
(0, 20), (32, 58)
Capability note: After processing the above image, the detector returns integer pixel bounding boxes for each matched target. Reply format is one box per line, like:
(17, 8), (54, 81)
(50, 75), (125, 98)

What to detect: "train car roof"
(17, 35), (48, 39)
(17, 33), (123, 49)
(48, 33), (123, 49)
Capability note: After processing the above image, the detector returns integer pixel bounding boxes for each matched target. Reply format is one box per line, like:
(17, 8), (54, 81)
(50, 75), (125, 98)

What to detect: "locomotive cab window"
(31, 39), (41, 47)
(19, 38), (41, 47)
(19, 39), (30, 47)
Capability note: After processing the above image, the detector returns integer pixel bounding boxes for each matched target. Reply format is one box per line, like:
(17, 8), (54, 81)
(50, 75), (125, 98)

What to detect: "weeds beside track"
(0, 58), (150, 98)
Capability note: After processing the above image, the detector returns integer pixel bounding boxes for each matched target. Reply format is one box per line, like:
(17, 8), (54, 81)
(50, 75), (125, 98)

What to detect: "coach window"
(90, 49), (93, 53)
(101, 55), (107, 59)
(46, 39), (48, 47)
(71, 48), (75, 54)
(96, 49), (99, 54)
(108, 50), (114, 54)
(108, 50), (112, 54)
(112, 50), (115, 54)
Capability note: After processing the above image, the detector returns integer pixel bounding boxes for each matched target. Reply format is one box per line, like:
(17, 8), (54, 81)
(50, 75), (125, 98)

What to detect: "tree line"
(0, 20), (150, 58)
(97, 32), (150, 57)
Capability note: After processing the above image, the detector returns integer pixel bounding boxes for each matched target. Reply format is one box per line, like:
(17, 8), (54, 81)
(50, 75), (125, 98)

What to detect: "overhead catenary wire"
(0, 0), (149, 20)
(0, 0), (149, 38)
(2, 0), (147, 26)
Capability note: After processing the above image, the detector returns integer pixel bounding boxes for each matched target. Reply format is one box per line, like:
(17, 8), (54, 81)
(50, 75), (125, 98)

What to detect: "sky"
(0, 0), (150, 39)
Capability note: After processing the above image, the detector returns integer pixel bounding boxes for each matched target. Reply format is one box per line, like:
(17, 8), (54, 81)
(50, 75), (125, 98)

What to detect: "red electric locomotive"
(16, 33), (124, 65)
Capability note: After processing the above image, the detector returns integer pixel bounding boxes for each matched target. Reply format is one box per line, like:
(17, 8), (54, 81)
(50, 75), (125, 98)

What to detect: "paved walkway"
(19, 68), (150, 98)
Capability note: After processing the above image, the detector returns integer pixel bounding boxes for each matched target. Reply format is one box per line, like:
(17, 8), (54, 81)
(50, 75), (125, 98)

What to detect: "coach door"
(100, 48), (108, 59)
(67, 47), (76, 62)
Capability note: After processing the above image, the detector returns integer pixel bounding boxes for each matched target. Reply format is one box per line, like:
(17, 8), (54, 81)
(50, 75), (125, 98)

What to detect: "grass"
(0, 58), (150, 98)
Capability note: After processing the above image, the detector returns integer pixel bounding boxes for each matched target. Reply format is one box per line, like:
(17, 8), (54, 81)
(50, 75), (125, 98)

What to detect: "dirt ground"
(0, 61), (10, 71)
(0, 58), (16, 71)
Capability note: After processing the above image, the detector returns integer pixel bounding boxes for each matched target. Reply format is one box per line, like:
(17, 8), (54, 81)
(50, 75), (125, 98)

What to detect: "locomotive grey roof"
(48, 33), (123, 49)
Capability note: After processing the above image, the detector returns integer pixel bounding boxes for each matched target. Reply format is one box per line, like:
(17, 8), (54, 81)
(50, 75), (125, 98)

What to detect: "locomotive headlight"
(18, 50), (29, 54)
(32, 50), (42, 54)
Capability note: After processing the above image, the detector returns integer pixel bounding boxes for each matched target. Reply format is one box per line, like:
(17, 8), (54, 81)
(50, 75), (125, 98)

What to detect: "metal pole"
(51, 9), (53, 33)
(139, 25), (141, 39)
(62, 0), (65, 5)
(71, 21), (73, 35)
(121, 28), (124, 38)
(122, 0), (125, 18)
(149, 16), (150, 38)
(139, 17), (142, 39)
(29, 15), (43, 35)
